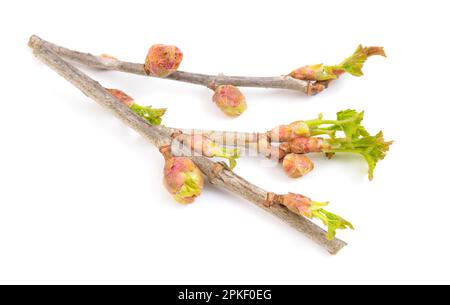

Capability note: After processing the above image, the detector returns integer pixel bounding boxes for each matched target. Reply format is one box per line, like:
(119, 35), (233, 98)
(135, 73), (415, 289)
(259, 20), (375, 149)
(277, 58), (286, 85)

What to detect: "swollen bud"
(282, 153), (314, 178)
(269, 120), (310, 142)
(288, 45), (386, 82)
(212, 85), (247, 117)
(282, 193), (353, 240)
(282, 192), (316, 218)
(144, 44), (183, 77)
(289, 137), (328, 154)
(182, 134), (240, 169)
(107, 88), (134, 107)
(289, 64), (337, 81)
(163, 157), (204, 204)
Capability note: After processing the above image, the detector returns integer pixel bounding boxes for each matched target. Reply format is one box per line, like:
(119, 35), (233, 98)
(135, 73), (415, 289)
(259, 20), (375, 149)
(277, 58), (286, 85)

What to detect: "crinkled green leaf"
(212, 146), (240, 169)
(356, 131), (393, 180)
(327, 130), (393, 180)
(130, 103), (166, 125)
(177, 172), (202, 199)
(311, 204), (354, 240)
(336, 109), (365, 140)
(336, 45), (386, 77)
(310, 109), (365, 140)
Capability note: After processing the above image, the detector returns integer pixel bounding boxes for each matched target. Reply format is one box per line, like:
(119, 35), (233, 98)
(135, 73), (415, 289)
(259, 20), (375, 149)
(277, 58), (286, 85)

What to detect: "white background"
(1, 0), (449, 284)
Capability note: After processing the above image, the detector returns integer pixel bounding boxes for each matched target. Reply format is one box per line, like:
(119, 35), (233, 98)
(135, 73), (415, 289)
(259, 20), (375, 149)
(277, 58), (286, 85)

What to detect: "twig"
(28, 35), (312, 93)
(160, 126), (284, 160)
(29, 35), (347, 255)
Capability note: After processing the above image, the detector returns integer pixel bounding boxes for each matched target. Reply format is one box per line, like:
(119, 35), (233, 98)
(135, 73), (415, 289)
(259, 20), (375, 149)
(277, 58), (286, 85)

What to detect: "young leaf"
(130, 104), (166, 125)
(212, 146), (240, 169)
(336, 45), (386, 77)
(312, 207), (354, 240)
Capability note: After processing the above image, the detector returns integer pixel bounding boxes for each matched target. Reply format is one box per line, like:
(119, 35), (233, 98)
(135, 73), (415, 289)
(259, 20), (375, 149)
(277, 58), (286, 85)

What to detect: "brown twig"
(28, 35), (311, 93)
(160, 126), (285, 160)
(28, 35), (347, 255)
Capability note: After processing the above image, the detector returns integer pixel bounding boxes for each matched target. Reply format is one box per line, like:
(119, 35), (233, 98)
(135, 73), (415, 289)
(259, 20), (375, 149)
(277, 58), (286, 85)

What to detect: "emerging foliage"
(312, 204), (354, 240)
(304, 109), (392, 179)
(289, 44), (385, 81)
(130, 104), (166, 125)
(282, 193), (353, 240)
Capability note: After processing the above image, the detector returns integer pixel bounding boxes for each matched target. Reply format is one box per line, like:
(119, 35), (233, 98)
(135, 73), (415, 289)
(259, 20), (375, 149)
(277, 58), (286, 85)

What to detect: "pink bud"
(306, 82), (326, 95)
(289, 64), (323, 81)
(163, 157), (204, 204)
(212, 85), (247, 117)
(282, 153), (314, 178)
(289, 137), (328, 154)
(144, 44), (183, 77)
(107, 88), (134, 107)
(269, 120), (310, 141)
(282, 193), (313, 218)
(184, 134), (215, 157)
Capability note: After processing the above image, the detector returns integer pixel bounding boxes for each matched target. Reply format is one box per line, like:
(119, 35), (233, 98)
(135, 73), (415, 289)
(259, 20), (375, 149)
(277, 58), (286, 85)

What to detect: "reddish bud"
(306, 82), (326, 95)
(289, 64), (324, 81)
(212, 85), (247, 117)
(289, 137), (328, 154)
(282, 193), (314, 218)
(144, 44), (183, 77)
(163, 157), (204, 204)
(282, 153), (314, 178)
(282, 193), (353, 240)
(269, 120), (310, 142)
(107, 88), (134, 107)
(180, 134), (240, 169)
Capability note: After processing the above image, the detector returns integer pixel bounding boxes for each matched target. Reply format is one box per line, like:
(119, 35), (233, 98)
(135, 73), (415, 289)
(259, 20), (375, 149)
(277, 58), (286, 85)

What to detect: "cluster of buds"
(267, 109), (391, 180)
(212, 85), (247, 117)
(144, 44), (183, 77)
(281, 193), (353, 240)
(161, 147), (204, 204)
(107, 89), (166, 125)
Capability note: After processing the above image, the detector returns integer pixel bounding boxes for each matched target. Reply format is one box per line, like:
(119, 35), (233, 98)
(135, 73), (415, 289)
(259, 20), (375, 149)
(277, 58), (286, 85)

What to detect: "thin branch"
(29, 35), (347, 255)
(160, 126), (284, 160)
(28, 35), (310, 93)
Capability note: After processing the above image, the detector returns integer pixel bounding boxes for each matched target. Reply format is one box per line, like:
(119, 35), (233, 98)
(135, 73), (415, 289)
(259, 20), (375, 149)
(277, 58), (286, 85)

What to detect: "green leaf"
(356, 131), (393, 180)
(212, 146), (240, 169)
(311, 204), (354, 240)
(177, 172), (202, 199)
(336, 109), (365, 140)
(335, 44), (386, 77)
(130, 103), (166, 125)
(311, 109), (365, 140)
(327, 130), (393, 180)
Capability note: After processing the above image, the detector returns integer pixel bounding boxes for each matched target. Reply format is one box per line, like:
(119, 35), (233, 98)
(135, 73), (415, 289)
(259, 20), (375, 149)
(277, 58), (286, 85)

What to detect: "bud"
(289, 137), (329, 154)
(269, 120), (310, 141)
(107, 88), (166, 125)
(181, 134), (240, 169)
(289, 45), (386, 81)
(282, 192), (316, 218)
(107, 88), (134, 107)
(212, 85), (247, 117)
(289, 64), (336, 81)
(282, 153), (314, 178)
(163, 157), (204, 204)
(306, 82), (326, 95)
(282, 193), (353, 240)
(144, 44), (183, 77)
